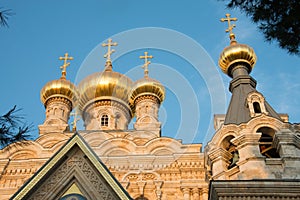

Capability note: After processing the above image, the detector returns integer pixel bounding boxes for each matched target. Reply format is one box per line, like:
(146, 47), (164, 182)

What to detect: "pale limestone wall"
(83, 100), (132, 131)
(82, 131), (208, 200)
(134, 96), (161, 136)
(0, 130), (208, 200)
(206, 114), (300, 181)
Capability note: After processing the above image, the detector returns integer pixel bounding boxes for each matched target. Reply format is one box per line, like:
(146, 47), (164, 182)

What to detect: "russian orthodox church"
(0, 14), (300, 200)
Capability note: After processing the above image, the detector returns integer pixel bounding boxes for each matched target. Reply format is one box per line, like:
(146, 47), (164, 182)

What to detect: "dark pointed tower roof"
(219, 14), (282, 125)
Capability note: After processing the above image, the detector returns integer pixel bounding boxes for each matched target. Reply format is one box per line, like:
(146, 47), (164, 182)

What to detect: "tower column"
(231, 133), (271, 179)
(39, 53), (77, 134)
(192, 188), (199, 200)
(208, 147), (232, 179)
(182, 188), (190, 200)
(134, 95), (161, 135)
(201, 188), (209, 200)
(44, 97), (72, 124)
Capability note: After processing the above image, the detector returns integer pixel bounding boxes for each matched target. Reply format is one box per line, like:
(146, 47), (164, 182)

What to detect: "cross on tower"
(102, 38), (118, 62)
(139, 52), (153, 78)
(59, 52), (73, 79)
(70, 109), (80, 131)
(220, 13), (238, 40)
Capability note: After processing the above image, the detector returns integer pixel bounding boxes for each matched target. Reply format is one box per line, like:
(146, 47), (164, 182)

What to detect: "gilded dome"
(219, 42), (257, 76)
(129, 77), (165, 110)
(40, 78), (78, 107)
(77, 70), (133, 112)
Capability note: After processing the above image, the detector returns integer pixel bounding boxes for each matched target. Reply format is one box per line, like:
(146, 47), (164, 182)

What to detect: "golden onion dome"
(77, 70), (133, 112)
(40, 78), (78, 107)
(129, 77), (165, 110)
(219, 40), (257, 76)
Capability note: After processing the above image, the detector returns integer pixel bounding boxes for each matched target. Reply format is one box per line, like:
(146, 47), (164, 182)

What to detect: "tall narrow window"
(253, 102), (262, 113)
(101, 114), (109, 127)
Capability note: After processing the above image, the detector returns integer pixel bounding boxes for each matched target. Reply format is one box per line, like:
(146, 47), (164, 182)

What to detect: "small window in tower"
(253, 102), (262, 113)
(101, 114), (109, 127)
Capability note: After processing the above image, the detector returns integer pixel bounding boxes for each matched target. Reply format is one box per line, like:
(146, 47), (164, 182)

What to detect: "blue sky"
(1, 0), (300, 145)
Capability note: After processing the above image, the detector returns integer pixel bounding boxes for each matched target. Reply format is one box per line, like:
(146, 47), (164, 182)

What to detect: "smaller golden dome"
(219, 41), (257, 76)
(40, 78), (78, 107)
(129, 77), (165, 110)
(77, 70), (133, 112)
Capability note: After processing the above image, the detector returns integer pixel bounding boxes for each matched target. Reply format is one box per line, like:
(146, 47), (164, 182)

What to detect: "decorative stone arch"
(98, 138), (137, 156)
(51, 140), (71, 153)
(145, 137), (183, 154)
(246, 115), (284, 134)
(246, 92), (268, 117)
(8, 142), (43, 160)
(151, 147), (173, 155)
(37, 132), (71, 148)
(209, 124), (240, 149)
(82, 131), (114, 147)
(139, 115), (156, 123)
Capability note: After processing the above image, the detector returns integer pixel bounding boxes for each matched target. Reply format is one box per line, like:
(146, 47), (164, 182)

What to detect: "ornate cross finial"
(70, 109), (80, 131)
(102, 38), (118, 62)
(59, 52), (73, 79)
(139, 52), (153, 78)
(220, 13), (238, 40)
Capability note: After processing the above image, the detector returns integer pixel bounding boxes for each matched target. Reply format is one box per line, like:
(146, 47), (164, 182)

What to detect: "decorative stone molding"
(231, 133), (261, 148)
(154, 180), (163, 200)
(208, 147), (232, 162)
(192, 188), (199, 200)
(43, 96), (73, 127)
(246, 92), (268, 117)
(83, 99), (131, 130)
(274, 130), (300, 157)
(181, 187), (190, 200)
(134, 95), (161, 136)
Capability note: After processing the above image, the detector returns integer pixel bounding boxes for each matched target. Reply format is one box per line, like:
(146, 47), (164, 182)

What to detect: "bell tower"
(206, 14), (284, 180)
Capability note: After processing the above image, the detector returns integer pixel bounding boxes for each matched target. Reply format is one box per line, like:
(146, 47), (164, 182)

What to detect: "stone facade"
(1, 30), (300, 200)
(0, 129), (207, 200)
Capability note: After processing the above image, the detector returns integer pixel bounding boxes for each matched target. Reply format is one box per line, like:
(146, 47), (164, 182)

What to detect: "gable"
(11, 134), (132, 200)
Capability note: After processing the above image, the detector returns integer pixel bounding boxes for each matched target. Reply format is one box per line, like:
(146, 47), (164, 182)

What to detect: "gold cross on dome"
(220, 13), (238, 38)
(139, 52), (153, 78)
(70, 109), (80, 131)
(102, 38), (118, 62)
(59, 52), (73, 79)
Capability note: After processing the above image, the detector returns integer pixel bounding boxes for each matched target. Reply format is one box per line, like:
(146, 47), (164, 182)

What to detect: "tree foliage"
(224, 0), (300, 55)
(0, 7), (13, 27)
(0, 106), (32, 148)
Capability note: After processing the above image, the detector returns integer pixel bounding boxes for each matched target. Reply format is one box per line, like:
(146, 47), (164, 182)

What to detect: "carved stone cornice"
(84, 99), (131, 120)
(135, 95), (160, 106)
(274, 130), (300, 149)
(45, 96), (72, 110)
(208, 147), (232, 162)
(231, 133), (261, 148)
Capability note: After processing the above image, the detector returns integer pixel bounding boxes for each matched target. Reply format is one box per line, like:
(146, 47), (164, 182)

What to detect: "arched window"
(101, 114), (109, 127)
(253, 102), (262, 113)
(247, 92), (267, 117)
(258, 127), (280, 158)
(221, 135), (239, 169)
